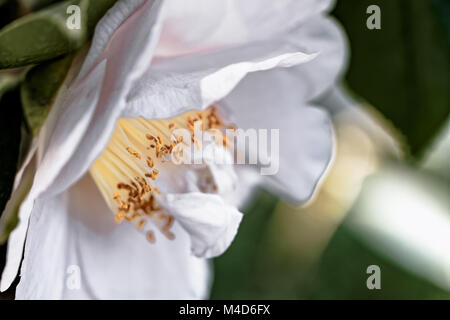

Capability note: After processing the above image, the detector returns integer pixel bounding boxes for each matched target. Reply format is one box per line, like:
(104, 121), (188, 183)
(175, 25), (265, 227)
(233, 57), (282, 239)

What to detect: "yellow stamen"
(90, 106), (233, 244)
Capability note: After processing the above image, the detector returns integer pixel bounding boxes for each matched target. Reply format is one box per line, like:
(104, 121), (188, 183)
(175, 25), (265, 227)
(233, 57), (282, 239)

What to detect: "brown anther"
(126, 147), (141, 159)
(146, 230), (156, 243)
(115, 211), (125, 224)
(137, 219), (147, 230)
(222, 135), (228, 147)
(113, 193), (124, 206)
(168, 123), (175, 129)
(162, 215), (175, 240)
(146, 156), (154, 168)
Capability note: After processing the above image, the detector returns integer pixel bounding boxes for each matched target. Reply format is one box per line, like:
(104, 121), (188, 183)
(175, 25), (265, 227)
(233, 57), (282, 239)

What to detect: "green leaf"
(19, 0), (64, 12)
(333, 0), (450, 157)
(0, 75), (23, 220)
(0, 0), (116, 69)
(0, 0), (64, 28)
(21, 54), (74, 136)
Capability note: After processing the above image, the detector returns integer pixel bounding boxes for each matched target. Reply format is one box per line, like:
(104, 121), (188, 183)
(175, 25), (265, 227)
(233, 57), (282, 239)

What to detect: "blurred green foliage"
(333, 0), (450, 158)
(432, 0), (450, 40)
(211, 190), (279, 298)
(212, 197), (450, 299)
(308, 224), (450, 299)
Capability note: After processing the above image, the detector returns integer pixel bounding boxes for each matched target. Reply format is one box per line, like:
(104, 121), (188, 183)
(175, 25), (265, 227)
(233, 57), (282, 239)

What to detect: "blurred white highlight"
(348, 167), (450, 291)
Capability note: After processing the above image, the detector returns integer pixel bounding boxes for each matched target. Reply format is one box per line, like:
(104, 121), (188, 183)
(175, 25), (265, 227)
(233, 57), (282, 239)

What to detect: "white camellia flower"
(0, 0), (346, 299)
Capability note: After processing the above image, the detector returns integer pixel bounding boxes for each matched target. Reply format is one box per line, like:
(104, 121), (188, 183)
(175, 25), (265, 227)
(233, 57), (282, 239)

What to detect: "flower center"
(90, 106), (233, 243)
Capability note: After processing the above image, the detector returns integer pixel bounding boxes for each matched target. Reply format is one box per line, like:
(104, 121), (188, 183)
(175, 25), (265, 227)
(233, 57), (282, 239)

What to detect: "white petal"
(125, 14), (346, 119)
(125, 47), (317, 120)
(186, 135), (238, 195)
(283, 15), (348, 100)
(199, 52), (317, 106)
(161, 193), (243, 259)
(206, 160), (238, 195)
(2, 0), (345, 292)
(222, 167), (263, 209)
(77, 0), (147, 80)
(156, 0), (334, 57)
(41, 0), (165, 198)
(0, 139), (37, 242)
(0, 60), (108, 293)
(1, 1), (165, 292)
(222, 71), (334, 204)
(0, 186), (36, 292)
(15, 174), (210, 299)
